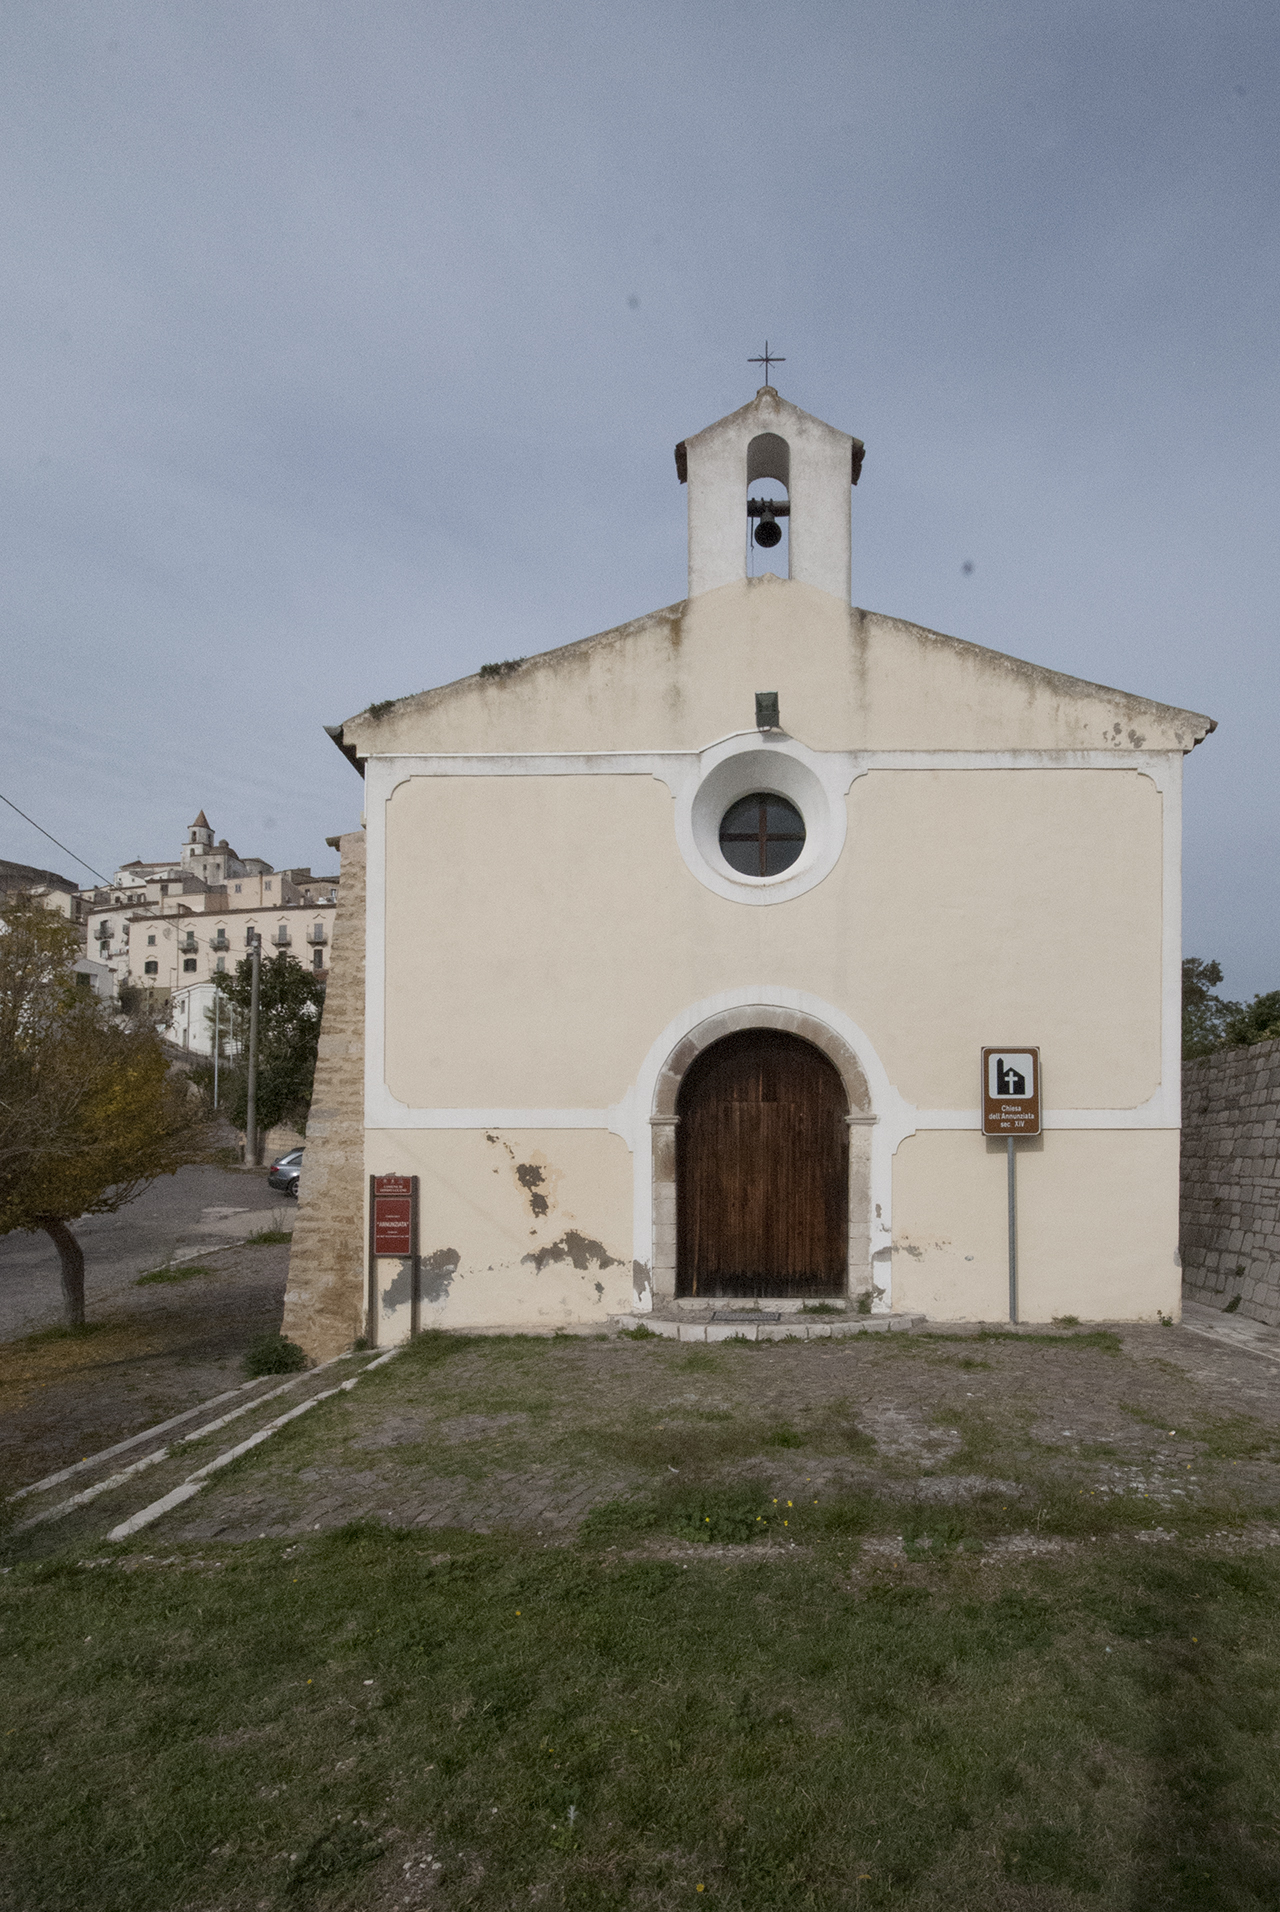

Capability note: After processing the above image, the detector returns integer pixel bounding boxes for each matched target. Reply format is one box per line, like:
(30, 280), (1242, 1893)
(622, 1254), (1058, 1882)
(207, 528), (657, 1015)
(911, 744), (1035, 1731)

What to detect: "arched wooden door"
(676, 1029), (849, 1298)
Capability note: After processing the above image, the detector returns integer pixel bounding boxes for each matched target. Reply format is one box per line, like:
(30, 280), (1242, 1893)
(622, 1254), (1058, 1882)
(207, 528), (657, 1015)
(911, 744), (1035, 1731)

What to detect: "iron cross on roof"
(749, 341), (785, 383)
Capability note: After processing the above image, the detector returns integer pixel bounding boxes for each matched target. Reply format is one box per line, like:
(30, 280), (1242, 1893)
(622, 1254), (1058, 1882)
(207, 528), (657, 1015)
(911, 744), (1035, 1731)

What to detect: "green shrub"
(243, 1333), (307, 1377)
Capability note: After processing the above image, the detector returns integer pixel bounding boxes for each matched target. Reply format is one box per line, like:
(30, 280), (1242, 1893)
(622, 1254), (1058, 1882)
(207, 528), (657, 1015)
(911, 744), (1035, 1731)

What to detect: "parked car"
(267, 1147), (303, 1197)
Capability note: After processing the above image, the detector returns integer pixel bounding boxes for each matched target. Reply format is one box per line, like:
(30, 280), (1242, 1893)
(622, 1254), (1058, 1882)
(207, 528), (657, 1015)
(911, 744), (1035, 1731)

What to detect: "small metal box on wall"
(367, 1173), (419, 1343)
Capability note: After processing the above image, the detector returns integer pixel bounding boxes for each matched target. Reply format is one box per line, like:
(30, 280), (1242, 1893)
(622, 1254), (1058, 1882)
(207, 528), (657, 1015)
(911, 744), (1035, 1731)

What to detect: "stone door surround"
(649, 1006), (875, 1304)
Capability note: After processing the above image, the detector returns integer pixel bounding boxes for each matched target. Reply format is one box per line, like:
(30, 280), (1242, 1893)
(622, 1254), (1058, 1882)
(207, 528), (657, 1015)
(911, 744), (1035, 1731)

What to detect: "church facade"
(283, 385), (1213, 1355)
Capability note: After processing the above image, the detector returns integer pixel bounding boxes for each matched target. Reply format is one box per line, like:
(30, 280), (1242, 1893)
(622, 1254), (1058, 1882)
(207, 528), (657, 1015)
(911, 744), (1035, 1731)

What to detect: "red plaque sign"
(372, 1174), (416, 1257)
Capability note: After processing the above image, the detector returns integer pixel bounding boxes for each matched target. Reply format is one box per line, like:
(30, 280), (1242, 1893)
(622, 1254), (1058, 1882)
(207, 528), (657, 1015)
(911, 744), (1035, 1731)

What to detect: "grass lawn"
(4, 1328), (1280, 1909)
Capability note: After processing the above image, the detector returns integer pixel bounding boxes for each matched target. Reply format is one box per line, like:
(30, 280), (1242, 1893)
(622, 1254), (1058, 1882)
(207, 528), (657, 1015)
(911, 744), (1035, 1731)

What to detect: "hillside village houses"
(0, 857), (115, 998)
(79, 813), (339, 1053)
(0, 858), (82, 921)
(284, 380), (1215, 1360)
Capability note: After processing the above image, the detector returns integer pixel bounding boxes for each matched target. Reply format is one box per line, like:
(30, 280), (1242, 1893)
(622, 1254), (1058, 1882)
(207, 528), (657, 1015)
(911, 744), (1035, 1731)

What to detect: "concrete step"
(611, 1313), (924, 1343)
(7, 1350), (389, 1541)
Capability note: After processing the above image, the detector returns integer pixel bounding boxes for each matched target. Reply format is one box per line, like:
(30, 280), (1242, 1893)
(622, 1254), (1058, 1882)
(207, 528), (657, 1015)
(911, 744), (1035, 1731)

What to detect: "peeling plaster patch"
(380, 1260), (413, 1309)
(421, 1248), (461, 1304)
(594, 1281), (604, 1301)
(522, 1231), (622, 1274)
(897, 1243), (924, 1260)
(516, 1163), (550, 1217)
(633, 1260), (652, 1304)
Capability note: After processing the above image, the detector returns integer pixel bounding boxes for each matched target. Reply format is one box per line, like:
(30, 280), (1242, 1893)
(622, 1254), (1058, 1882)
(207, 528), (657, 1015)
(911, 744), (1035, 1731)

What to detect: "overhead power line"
(0, 791), (111, 886)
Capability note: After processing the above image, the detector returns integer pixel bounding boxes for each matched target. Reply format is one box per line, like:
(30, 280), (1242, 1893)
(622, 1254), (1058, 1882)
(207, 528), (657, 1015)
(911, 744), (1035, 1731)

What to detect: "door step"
(611, 1312), (923, 1343)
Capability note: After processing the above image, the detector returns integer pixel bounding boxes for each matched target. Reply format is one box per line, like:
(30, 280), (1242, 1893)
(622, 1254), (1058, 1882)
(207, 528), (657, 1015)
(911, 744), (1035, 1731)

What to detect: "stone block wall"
(1181, 1038), (1280, 1325)
(281, 829), (367, 1360)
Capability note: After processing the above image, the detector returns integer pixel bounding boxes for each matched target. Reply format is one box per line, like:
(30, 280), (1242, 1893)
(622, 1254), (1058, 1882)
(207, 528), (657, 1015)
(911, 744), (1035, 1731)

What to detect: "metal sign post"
(981, 1048), (1041, 1326)
(369, 1174), (420, 1342)
(1007, 1136), (1018, 1325)
(245, 933), (261, 1164)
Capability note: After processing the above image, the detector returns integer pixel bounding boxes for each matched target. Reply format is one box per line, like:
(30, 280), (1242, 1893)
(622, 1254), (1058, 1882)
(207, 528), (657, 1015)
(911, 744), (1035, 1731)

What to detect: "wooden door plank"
(676, 1030), (849, 1298)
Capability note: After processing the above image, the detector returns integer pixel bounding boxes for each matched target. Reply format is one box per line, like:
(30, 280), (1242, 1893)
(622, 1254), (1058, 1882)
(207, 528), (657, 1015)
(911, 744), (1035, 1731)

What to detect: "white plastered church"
(283, 383), (1214, 1355)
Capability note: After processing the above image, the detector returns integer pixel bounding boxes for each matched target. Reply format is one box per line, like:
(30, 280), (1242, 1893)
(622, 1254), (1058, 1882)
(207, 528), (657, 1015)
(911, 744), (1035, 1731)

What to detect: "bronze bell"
(754, 506), (782, 548)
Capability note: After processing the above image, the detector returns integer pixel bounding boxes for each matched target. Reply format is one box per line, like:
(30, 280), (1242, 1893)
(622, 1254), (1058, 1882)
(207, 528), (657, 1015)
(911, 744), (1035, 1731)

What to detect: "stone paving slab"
(96, 1320), (1280, 1555)
(613, 1312), (924, 1341)
(1182, 1298), (1280, 1363)
(14, 1318), (1280, 1561)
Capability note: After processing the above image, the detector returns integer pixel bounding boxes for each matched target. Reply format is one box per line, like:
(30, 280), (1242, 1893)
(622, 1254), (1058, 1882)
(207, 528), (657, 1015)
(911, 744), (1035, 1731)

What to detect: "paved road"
(0, 1164), (296, 1341)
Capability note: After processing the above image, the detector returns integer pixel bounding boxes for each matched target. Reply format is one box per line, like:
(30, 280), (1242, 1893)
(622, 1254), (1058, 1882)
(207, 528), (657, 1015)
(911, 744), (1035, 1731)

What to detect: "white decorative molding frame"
(361, 741), (1184, 1313)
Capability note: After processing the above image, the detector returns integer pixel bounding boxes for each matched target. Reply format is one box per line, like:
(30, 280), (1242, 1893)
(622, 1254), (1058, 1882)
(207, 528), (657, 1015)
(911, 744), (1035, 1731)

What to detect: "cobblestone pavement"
(140, 1319), (1280, 1549)
(0, 1240), (291, 1490)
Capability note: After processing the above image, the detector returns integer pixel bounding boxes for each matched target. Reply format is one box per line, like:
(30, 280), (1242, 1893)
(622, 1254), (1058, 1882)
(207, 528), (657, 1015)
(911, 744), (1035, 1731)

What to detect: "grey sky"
(2, 2), (1276, 992)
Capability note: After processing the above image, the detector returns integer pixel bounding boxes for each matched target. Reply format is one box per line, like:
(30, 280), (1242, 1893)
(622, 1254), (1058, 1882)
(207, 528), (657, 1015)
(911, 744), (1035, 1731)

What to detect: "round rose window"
(718, 793), (806, 877)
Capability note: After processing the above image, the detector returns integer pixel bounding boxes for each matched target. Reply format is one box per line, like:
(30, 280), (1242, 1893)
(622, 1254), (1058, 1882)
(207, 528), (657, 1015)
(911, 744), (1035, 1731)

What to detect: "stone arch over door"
(650, 1006), (875, 1305)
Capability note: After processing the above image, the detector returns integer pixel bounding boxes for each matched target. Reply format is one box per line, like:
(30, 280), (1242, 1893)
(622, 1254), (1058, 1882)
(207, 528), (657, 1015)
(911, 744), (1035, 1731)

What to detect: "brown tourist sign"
(981, 1048), (1041, 1137)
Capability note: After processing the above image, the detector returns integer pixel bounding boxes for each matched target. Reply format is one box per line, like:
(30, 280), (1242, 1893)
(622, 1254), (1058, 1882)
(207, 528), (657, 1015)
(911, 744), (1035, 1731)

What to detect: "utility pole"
(213, 989), (220, 1109)
(245, 932), (262, 1166)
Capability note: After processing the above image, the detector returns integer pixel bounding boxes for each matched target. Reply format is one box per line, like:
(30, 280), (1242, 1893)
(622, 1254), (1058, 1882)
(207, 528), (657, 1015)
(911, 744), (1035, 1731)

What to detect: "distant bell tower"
(675, 384), (864, 602)
(188, 810), (214, 850)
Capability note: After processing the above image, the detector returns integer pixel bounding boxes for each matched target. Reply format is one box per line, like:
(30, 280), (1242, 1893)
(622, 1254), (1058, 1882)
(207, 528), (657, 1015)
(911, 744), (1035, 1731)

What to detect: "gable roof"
(329, 579), (1215, 766)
